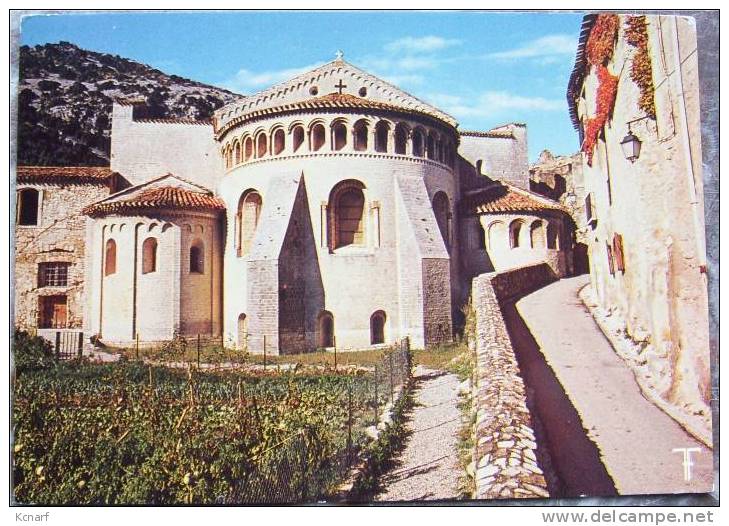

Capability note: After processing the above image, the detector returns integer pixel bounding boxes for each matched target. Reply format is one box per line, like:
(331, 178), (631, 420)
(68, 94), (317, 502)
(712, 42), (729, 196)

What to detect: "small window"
(104, 239), (117, 276)
(311, 123), (325, 151)
(370, 310), (386, 345)
(17, 188), (39, 226)
(394, 124), (408, 155)
(353, 120), (368, 151)
(358, 87), (368, 97)
(256, 133), (268, 158)
(39, 262), (70, 287)
(309, 86), (319, 96)
(546, 223), (559, 250)
(433, 192), (451, 249)
(273, 129), (285, 156)
(244, 136), (253, 161)
(530, 220), (545, 249)
(142, 237), (157, 274)
(332, 122), (347, 151)
(509, 220), (523, 249)
(234, 141), (242, 164)
(375, 122), (389, 153)
(190, 241), (204, 274)
(412, 129), (425, 157)
(317, 311), (334, 348)
(237, 190), (263, 257)
(292, 125), (305, 152)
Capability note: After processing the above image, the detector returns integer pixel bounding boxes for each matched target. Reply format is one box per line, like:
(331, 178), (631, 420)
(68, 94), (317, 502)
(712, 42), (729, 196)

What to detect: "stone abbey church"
(14, 56), (575, 354)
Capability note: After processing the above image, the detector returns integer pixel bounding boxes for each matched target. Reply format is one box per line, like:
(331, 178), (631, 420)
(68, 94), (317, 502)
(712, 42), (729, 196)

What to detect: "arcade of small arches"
(101, 221), (209, 277)
(221, 116), (457, 170)
(484, 217), (562, 252)
(236, 309), (388, 350)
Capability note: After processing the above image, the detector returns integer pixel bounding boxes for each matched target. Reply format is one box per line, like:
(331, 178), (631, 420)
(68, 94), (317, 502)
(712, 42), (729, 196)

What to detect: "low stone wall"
(470, 263), (554, 500)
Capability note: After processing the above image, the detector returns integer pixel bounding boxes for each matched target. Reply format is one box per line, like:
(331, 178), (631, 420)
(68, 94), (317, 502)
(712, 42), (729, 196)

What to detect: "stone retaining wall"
(470, 263), (555, 500)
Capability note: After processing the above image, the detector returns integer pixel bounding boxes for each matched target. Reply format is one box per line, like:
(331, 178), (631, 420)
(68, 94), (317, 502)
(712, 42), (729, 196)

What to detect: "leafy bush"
(12, 329), (55, 373)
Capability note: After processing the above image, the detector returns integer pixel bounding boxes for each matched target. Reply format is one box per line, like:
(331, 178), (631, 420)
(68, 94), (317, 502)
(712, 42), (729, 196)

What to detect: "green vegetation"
(12, 361), (379, 504)
(12, 329), (57, 373)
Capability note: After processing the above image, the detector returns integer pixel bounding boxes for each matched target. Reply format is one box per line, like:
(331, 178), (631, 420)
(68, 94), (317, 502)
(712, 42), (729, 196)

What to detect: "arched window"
(509, 220), (523, 249)
(330, 181), (366, 249)
(311, 123), (325, 151)
(189, 240), (204, 273)
(353, 120), (368, 151)
(273, 128), (285, 156)
(292, 125), (305, 152)
(488, 221), (506, 251)
(17, 188), (39, 226)
(256, 133), (268, 158)
(547, 223), (559, 250)
(142, 237), (157, 274)
(244, 136), (253, 161)
(234, 141), (242, 164)
(375, 121), (389, 153)
(104, 238), (117, 276)
(317, 311), (334, 348)
(427, 133), (435, 160)
(370, 310), (386, 345)
(432, 192), (451, 249)
(332, 122), (347, 151)
(530, 220), (545, 249)
(238, 313), (248, 350)
(394, 124), (408, 155)
(412, 129), (425, 157)
(237, 190), (262, 257)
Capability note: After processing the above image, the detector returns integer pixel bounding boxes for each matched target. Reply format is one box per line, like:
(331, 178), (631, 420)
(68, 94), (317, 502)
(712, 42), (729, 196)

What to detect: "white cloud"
(424, 90), (563, 119)
(221, 62), (323, 93)
(385, 35), (461, 53)
(487, 34), (577, 60)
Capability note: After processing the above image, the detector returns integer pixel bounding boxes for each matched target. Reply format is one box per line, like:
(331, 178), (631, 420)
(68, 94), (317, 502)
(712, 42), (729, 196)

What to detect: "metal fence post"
(136, 332), (140, 361)
(389, 353), (394, 405)
(373, 365), (379, 424)
(197, 333), (201, 369)
(299, 431), (308, 502)
(263, 335), (267, 371)
(334, 336), (337, 371)
(55, 331), (60, 359)
(347, 381), (353, 464)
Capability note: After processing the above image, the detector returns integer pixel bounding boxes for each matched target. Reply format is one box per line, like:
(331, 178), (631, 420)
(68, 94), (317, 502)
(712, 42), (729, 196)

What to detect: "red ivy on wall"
(625, 15), (656, 119)
(581, 14), (620, 166)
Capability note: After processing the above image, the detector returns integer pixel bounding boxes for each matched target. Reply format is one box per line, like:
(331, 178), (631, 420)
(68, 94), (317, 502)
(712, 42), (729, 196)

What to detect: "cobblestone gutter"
(470, 264), (555, 500)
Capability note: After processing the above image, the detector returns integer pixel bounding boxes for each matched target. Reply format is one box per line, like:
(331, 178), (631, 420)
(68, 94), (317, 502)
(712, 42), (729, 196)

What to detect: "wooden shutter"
(606, 242), (615, 276)
(613, 233), (625, 273)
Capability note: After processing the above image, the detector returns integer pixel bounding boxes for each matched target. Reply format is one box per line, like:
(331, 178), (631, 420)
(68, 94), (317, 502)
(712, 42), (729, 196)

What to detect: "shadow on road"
(501, 298), (618, 498)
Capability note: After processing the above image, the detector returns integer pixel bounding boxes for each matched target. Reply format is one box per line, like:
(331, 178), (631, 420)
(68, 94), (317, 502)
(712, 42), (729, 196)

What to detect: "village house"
(567, 14), (710, 424)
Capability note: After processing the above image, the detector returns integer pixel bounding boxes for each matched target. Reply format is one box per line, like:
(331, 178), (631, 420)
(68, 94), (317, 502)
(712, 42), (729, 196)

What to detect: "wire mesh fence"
(222, 339), (411, 504)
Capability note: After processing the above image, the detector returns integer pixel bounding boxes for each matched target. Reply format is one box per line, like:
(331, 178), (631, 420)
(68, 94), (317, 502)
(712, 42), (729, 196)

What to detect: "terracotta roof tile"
(216, 92), (456, 139)
(464, 184), (567, 215)
(460, 130), (515, 139)
(83, 186), (226, 217)
(16, 166), (115, 183)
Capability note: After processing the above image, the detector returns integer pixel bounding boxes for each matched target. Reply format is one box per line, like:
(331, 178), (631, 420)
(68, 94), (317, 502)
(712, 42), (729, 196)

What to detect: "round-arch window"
(309, 86), (319, 96)
(358, 87), (368, 97)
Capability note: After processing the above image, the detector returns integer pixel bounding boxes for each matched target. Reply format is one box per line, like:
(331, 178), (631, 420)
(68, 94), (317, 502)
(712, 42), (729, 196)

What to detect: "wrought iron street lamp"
(620, 130), (641, 162)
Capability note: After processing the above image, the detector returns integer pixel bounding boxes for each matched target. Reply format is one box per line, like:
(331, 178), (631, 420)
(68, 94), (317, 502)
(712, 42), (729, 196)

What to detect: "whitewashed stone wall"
(459, 124), (529, 190)
(575, 15), (710, 416)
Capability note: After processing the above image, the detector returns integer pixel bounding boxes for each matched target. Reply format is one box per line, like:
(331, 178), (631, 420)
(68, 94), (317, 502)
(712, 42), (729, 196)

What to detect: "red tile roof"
(216, 92), (456, 139)
(464, 184), (567, 215)
(460, 130), (515, 139)
(16, 166), (116, 184)
(83, 186), (226, 217)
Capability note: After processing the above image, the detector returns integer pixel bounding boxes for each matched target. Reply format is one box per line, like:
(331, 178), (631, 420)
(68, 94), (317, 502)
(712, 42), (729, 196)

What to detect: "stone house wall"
(458, 124), (529, 190)
(574, 15), (710, 413)
(14, 180), (111, 332)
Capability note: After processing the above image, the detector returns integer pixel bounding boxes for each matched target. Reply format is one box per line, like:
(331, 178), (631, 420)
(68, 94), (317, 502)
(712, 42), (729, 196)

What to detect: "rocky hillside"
(16, 41), (243, 166)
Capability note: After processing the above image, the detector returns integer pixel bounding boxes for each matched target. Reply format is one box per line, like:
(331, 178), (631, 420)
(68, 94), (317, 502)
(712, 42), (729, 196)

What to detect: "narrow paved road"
(375, 366), (462, 502)
(509, 276), (713, 496)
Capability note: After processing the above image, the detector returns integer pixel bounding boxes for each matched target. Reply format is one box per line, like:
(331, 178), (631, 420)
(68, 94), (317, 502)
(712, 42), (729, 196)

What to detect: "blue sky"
(20, 11), (585, 161)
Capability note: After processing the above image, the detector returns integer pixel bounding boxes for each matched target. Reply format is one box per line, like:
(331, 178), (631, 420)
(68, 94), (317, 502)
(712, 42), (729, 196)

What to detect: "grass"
(412, 341), (473, 380)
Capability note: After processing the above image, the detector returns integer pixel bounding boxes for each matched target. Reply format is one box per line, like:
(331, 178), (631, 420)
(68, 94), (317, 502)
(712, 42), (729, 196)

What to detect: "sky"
(19, 10), (586, 161)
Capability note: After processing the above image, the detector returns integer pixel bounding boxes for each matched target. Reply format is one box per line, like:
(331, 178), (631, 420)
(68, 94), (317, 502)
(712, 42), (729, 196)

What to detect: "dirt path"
(374, 366), (462, 502)
(507, 276), (713, 497)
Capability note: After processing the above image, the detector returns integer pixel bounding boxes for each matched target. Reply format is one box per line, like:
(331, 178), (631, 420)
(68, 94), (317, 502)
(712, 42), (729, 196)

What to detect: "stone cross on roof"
(335, 50), (344, 61)
(334, 79), (347, 95)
